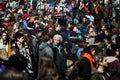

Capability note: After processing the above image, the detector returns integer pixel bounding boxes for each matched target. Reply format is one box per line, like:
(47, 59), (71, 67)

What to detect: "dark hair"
(5, 54), (28, 71)
(15, 32), (24, 41)
(37, 55), (60, 80)
(1, 30), (9, 44)
(39, 55), (56, 69)
(0, 68), (30, 80)
(83, 45), (98, 54)
(42, 34), (53, 42)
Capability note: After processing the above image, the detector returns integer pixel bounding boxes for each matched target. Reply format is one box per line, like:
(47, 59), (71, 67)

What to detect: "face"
(101, 25), (106, 31)
(73, 26), (78, 32)
(101, 58), (108, 67)
(91, 48), (96, 56)
(2, 33), (7, 41)
(14, 26), (19, 33)
(53, 39), (61, 46)
(56, 25), (61, 31)
(37, 32), (42, 37)
(48, 27), (53, 32)
(67, 23), (71, 28)
(104, 30), (108, 36)
(17, 36), (24, 43)
(115, 49), (120, 56)
(83, 17), (86, 23)
(89, 28), (94, 33)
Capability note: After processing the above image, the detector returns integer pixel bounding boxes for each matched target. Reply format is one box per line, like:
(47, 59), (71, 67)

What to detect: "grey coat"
(38, 42), (54, 71)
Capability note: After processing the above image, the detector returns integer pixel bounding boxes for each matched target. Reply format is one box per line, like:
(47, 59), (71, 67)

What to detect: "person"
(37, 55), (60, 80)
(77, 45), (98, 80)
(0, 31), (11, 61)
(52, 34), (67, 80)
(11, 32), (34, 79)
(0, 68), (30, 80)
(38, 34), (54, 72)
(5, 53), (28, 71)
(87, 27), (96, 46)
(91, 55), (110, 80)
(31, 29), (43, 77)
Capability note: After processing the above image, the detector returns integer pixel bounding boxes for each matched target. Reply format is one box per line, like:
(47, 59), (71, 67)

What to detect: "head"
(6, 54), (28, 71)
(95, 55), (108, 69)
(0, 68), (30, 80)
(13, 23), (20, 33)
(39, 55), (56, 69)
(101, 25), (106, 32)
(1, 31), (7, 41)
(83, 45), (98, 56)
(73, 26), (78, 32)
(55, 24), (61, 31)
(53, 34), (63, 46)
(82, 17), (87, 23)
(37, 67), (59, 80)
(115, 49), (120, 57)
(42, 34), (53, 43)
(15, 32), (24, 43)
(37, 55), (59, 80)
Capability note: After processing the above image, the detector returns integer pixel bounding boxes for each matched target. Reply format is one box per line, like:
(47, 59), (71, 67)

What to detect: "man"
(52, 34), (67, 80)
(38, 34), (54, 72)
(91, 56), (110, 80)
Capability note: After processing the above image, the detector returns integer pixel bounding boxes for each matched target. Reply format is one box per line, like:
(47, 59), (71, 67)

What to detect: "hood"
(39, 42), (48, 50)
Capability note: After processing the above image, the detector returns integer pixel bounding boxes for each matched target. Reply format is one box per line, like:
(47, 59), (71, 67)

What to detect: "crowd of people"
(0, 0), (120, 80)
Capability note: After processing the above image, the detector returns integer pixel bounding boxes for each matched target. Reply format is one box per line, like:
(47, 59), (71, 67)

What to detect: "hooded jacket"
(39, 42), (53, 58)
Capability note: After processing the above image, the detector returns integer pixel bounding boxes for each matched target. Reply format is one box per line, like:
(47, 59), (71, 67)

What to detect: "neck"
(97, 66), (104, 73)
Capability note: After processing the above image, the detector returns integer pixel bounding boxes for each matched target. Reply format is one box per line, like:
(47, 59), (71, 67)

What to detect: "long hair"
(82, 45), (98, 55)
(37, 55), (60, 80)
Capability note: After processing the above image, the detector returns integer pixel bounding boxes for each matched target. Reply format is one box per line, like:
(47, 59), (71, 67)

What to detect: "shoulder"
(78, 57), (91, 66)
(91, 71), (103, 80)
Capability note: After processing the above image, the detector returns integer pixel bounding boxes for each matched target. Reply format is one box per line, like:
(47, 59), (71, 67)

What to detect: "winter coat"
(38, 42), (54, 71)
(52, 44), (67, 78)
(77, 53), (95, 80)
(91, 69), (110, 80)
(38, 42), (53, 58)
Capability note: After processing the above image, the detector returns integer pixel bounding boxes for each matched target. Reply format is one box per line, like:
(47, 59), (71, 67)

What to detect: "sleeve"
(91, 73), (100, 80)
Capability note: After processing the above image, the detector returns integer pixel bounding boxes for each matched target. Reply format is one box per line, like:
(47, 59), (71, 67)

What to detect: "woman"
(37, 55), (60, 80)
(0, 31), (11, 61)
(12, 32), (34, 79)
(77, 45), (98, 80)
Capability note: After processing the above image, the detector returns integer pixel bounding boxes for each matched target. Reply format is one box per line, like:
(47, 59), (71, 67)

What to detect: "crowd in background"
(0, 0), (120, 80)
